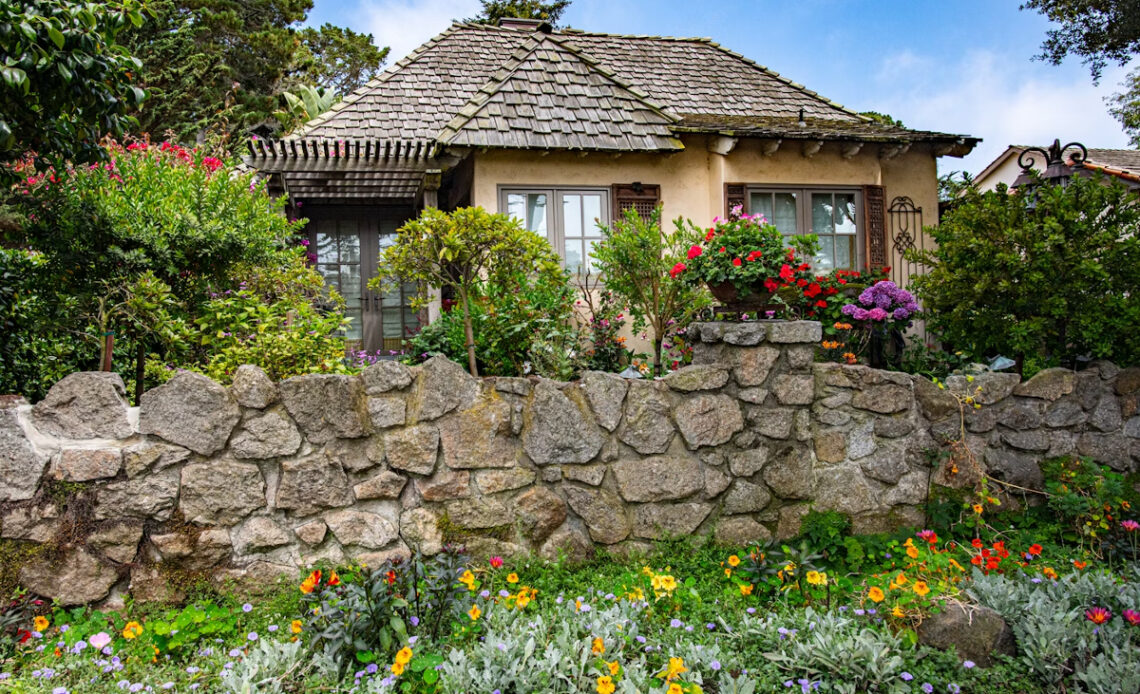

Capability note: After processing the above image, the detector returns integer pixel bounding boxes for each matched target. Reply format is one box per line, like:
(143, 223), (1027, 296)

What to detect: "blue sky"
(306, 0), (1135, 175)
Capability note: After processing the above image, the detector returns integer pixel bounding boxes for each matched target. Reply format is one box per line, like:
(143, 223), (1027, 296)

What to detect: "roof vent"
(498, 17), (552, 32)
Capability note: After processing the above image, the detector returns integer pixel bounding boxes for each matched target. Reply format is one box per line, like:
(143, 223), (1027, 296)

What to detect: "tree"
(859, 111), (905, 128)
(592, 207), (710, 376)
(908, 173), (1140, 375)
(1022, 0), (1140, 146)
(468, 0), (571, 27)
(374, 207), (564, 376)
(0, 1), (147, 179)
(291, 24), (388, 96)
(274, 85), (340, 133)
(122, 0), (387, 142)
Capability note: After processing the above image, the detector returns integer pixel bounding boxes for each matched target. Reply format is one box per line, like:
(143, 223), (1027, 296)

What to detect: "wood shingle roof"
(290, 22), (975, 153)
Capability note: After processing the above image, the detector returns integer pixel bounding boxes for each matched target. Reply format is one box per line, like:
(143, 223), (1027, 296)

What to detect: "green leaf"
(46, 24), (65, 49)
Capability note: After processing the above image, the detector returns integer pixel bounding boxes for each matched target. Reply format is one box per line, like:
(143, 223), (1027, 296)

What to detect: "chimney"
(497, 17), (552, 32)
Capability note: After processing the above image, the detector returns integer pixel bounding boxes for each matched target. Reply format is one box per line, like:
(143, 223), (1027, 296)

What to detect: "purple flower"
(711, 660), (722, 671)
(901, 672), (914, 681)
(922, 685), (934, 694)
(367, 663), (379, 674)
(868, 307), (888, 321)
(670, 619), (683, 628)
(247, 632), (258, 642)
(242, 603), (253, 613)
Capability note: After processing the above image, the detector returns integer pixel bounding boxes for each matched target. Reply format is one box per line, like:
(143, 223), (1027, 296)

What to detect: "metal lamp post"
(1012, 139), (1087, 209)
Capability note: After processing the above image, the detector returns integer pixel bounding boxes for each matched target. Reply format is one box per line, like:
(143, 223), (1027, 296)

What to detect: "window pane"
(835, 234), (855, 270)
(344, 308), (362, 340)
(527, 194), (548, 236)
(584, 238), (600, 273)
(812, 193), (834, 236)
(582, 194), (602, 236)
(317, 232), (337, 263)
(564, 238), (582, 273)
(506, 193), (527, 225)
(815, 236), (835, 272)
(563, 193), (583, 238)
(340, 264), (361, 304)
(835, 193), (857, 235)
(773, 193), (798, 236)
(749, 193), (772, 225)
(317, 264), (339, 287)
(382, 308), (403, 338)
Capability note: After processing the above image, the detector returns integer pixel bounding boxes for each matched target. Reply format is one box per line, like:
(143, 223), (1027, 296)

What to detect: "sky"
(305, 0), (1136, 176)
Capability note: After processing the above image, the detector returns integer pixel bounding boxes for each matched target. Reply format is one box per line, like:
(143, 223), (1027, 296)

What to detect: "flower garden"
(1, 501), (1138, 694)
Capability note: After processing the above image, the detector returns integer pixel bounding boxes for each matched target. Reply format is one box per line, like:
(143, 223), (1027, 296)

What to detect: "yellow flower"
(668, 685), (683, 694)
(739, 583), (753, 596)
(596, 676), (615, 694)
(895, 572), (908, 586)
(516, 590), (531, 609)
(906, 545), (919, 559)
(607, 660), (620, 675)
(506, 573), (519, 584)
(972, 503), (984, 514)
(33, 616), (49, 632)
(948, 558), (965, 572)
(459, 570), (476, 590)
(658, 656), (688, 681)
(391, 661), (405, 676)
(122, 621), (143, 640)
(724, 568), (732, 578)
(727, 555), (740, 567)
(467, 604), (481, 621)
(913, 581), (930, 597)
(395, 646), (413, 665)
(868, 587), (885, 603)
(806, 570), (827, 586)
(892, 605), (905, 618)
(290, 619), (303, 634)
(592, 637), (605, 655)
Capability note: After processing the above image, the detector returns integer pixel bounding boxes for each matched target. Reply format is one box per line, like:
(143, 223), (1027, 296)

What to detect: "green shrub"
(910, 174), (1140, 374)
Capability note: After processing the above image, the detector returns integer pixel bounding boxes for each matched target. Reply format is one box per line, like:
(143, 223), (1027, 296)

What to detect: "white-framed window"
(746, 187), (863, 272)
(500, 187), (610, 273)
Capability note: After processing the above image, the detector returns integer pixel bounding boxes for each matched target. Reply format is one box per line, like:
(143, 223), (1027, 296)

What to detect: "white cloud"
(871, 49), (1134, 176)
(359, 0), (483, 65)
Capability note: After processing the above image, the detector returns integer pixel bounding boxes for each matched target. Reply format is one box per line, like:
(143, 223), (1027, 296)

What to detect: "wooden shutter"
(612, 183), (661, 223)
(863, 184), (888, 269)
(724, 183), (746, 218)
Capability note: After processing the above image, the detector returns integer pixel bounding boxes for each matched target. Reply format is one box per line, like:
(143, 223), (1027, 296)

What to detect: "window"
(501, 188), (610, 273)
(746, 187), (862, 272)
(314, 219), (363, 340)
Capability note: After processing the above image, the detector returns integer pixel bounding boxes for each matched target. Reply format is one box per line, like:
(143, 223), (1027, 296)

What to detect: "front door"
(307, 207), (421, 354)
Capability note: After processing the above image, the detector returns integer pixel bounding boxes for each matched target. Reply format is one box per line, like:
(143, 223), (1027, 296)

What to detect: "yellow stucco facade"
(470, 133), (942, 281)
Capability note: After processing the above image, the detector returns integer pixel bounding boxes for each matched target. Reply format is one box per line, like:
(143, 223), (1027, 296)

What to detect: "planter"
(707, 281), (781, 312)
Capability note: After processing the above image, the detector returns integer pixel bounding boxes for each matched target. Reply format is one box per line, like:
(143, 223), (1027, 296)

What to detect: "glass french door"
(308, 208), (420, 354)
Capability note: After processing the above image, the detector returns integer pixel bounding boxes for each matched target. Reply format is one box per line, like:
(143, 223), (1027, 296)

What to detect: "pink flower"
(868, 307), (888, 321)
(669, 262), (686, 278)
(1123, 520), (1139, 532)
(489, 556), (503, 569)
(202, 157), (223, 172)
(687, 244), (703, 260)
(1086, 607), (1112, 625)
(1123, 609), (1140, 626)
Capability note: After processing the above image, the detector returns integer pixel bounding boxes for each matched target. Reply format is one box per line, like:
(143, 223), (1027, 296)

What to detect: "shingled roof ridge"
(290, 22), (472, 138)
(436, 31), (678, 146)
(697, 39), (869, 123)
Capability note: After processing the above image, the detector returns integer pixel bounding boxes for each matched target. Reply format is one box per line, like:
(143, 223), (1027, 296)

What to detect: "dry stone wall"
(1, 321), (1138, 606)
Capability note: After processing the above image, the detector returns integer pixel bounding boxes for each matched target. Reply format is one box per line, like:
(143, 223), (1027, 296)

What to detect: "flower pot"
(707, 281), (776, 310)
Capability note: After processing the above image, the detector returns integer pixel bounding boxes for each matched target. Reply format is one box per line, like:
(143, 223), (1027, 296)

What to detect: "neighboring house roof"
(974, 145), (1140, 189)
(289, 22), (976, 155)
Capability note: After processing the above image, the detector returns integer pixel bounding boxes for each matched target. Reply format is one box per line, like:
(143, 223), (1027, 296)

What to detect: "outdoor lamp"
(1012, 139), (1087, 209)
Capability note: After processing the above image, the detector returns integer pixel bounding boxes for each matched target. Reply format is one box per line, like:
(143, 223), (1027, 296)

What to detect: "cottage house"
(245, 18), (978, 353)
(973, 144), (1140, 193)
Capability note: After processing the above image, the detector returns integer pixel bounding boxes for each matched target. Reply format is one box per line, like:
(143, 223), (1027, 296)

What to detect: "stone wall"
(1, 321), (1138, 606)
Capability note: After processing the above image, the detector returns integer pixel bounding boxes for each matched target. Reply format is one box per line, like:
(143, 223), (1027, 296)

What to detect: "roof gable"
(437, 34), (681, 151)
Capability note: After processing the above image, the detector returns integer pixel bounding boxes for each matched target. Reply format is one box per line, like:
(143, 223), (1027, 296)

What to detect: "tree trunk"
(652, 336), (663, 377)
(458, 286), (479, 377)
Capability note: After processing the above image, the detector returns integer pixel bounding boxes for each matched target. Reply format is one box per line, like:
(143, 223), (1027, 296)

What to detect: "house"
(972, 144), (1140, 193)
(245, 18), (978, 353)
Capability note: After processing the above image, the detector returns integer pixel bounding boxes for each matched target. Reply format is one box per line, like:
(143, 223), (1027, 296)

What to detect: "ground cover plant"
(0, 464), (1135, 694)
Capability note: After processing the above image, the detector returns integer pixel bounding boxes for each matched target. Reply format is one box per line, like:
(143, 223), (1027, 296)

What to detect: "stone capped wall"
(1, 321), (1138, 606)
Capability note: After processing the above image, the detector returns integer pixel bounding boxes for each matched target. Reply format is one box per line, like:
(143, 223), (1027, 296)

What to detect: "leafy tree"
(274, 85), (340, 133)
(468, 0), (572, 27)
(122, 0), (386, 142)
(908, 173), (1140, 374)
(1022, 0), (1140, 146)
(373, 206), (565, 376)
(592, 207), (710, 376)
(291, 24), (388, 95)
(0, 0), (147, 179)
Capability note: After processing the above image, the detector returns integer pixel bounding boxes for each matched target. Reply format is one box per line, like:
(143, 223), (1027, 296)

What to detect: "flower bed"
(1, 509), (1137, 694)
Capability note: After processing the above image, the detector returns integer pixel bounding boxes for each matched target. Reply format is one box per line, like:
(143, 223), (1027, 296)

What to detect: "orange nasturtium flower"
(913, 581), (930, 597)
(739, 583), (754, 596)
(972, 504), (984, 514)
(1074, 560), (1088, 570)
(458, 570), (476, 591)
(506, 573), (520, 584)
(906, 545), (920, 559)
(596, 676), (616, 694)
(300, 569), (322, 594)
(327, 570), (341, 586)
(592, 637), (605, 655)
(658, 657), (688, 681)
(290, 620), (303, 634)
(868, 587), (885, 603)
(892, 605), (906, 618)
(467, 604), (481, 621)
(668, 684), (683, 694)
(607, 660), (620, 675)
(33, 616), (49, 633)
(727, 555), (741, 567)
(391, 661), (406, 676)
(122, 621), (143, 640)
(1043, 567), (1058, 579)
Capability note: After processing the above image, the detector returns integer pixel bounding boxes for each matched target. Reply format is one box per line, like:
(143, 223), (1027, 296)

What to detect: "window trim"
(499, 185), (611, 273)
(743, 184), (865, 271)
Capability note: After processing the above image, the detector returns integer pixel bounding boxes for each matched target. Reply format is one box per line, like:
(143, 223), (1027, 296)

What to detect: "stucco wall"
(471, 134), (946, 265)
